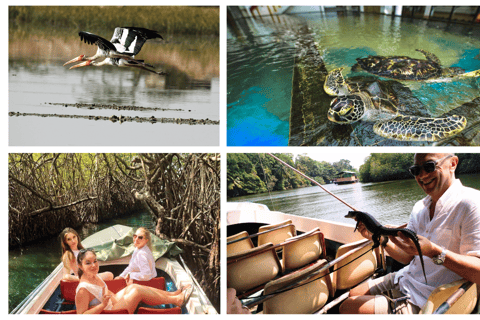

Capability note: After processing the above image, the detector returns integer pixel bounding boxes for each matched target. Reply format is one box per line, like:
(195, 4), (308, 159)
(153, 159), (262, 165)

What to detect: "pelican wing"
(79, 31), (117, 53)
(110, 27), (163, 56)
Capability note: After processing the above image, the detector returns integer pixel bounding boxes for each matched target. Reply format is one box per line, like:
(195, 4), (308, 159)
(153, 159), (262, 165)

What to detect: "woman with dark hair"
(60, 228), (113, 281)
(75, 249), (193, 314)
(115, 227), (156, 283)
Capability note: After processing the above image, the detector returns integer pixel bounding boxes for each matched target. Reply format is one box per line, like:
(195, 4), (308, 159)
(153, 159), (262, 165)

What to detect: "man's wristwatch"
(432, 246), (447, 265)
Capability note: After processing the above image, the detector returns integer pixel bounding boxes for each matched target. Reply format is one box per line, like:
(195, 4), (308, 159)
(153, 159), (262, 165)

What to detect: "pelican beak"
(69, 60), (92, 69)
(63, 55), (85, 66)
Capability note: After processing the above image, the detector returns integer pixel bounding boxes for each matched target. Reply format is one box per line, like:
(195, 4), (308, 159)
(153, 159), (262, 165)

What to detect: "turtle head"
(442, 67), (465, 77)
(327, 94), (366, 124)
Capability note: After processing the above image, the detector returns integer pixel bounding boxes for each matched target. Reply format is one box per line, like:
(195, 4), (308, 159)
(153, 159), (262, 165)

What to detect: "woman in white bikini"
(115, 227), (157, 283)
(75, 249), (193, 314)
(60, 228), (113, 281)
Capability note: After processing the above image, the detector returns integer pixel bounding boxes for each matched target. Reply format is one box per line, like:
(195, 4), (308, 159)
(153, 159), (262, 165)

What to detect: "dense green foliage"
(359, 153), (480, 182)
(9, 6), (219, 36)
(227, 153), (356, 198)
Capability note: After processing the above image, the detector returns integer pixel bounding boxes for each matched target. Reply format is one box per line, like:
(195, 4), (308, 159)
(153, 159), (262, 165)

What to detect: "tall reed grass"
(9, 6), (219, 36)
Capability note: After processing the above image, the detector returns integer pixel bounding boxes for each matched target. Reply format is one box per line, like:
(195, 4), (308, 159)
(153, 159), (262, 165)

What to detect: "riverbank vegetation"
(9, 153), (220, 311)
(360, 153), (480, 182)
(227, 153), (357, 198)
(9, 6), (219, 36)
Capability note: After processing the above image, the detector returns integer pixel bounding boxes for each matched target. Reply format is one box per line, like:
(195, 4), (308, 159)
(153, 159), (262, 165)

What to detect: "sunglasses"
(409, 155), (453, 177)
(133, 234), (144, 240)
(79, 248), (95, 254)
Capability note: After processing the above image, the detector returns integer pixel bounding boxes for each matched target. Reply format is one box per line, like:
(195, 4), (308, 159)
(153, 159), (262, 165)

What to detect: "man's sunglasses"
(409, 155), (453, 177)
(133, 234), (144, 240)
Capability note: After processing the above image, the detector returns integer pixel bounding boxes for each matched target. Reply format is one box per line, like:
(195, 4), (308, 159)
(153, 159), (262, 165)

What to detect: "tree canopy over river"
(227, 153), (480, 198)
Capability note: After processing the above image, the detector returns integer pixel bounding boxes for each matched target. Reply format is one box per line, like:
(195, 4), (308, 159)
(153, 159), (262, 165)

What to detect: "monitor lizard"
(345, 210), (427, 284)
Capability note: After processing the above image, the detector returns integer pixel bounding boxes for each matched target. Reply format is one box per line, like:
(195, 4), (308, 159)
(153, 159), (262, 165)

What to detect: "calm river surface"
(9, 31), (219, 146)
(8, 211), (155, 313)
(228, 173), (480, 226)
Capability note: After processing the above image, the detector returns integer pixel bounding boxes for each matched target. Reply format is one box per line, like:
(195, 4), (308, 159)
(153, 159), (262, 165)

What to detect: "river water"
(228, 173), (480, 226)
(8, 211), (155, 313)
(9, 33), (219, 146)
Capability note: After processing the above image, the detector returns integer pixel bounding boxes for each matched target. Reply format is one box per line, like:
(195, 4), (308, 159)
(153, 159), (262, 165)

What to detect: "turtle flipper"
(416, 49), (441, 65)
(324, 67), (349, 96)
(373, 114), (467, 141)
(457, 69), (480, 78)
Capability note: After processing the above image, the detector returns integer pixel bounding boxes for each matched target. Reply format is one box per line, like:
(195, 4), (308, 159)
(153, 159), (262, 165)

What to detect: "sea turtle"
(323, 68), (467, 142)
(352, 49), (480, 81)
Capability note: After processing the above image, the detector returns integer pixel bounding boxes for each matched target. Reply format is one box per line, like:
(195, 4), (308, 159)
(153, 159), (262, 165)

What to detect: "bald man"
(340, 153), (480, 314)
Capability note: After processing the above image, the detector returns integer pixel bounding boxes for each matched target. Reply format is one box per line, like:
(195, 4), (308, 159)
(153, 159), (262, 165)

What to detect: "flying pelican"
(64, 27), (162, 66)
(69, 57), (167, 75)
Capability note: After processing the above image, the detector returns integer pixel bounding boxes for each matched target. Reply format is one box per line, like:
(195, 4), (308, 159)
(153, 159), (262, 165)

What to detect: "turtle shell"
(354, 55), (442, 80)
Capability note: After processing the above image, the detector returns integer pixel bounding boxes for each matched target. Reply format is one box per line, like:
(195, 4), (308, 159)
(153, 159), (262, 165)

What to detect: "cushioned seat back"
(332, 239), (377, 292)
(257, 220), (296, 248)
(227, 231), (254, 256)
(105, 278), (127, 293)
(227, 243), (282, 293)
(282, 227), (325, 271)
(133, 277), (166, 290)
(60, 280), (79, 302)
(263, 259), (330, 314)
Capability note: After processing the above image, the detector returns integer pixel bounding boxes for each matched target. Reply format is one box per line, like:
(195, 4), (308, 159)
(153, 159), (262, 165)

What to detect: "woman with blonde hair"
(60, 227), (113, 281)
(115, 227), (157, 283)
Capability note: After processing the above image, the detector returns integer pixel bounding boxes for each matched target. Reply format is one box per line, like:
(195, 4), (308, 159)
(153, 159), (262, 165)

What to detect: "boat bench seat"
(257, 220), (296, 248)
(227, 243), (282, 293)
(227, 231), (254, 256)
(263, 259), (330, 314)
(133, 277), (166, 290)
(331, 239), (378, 294)
(282, 227), (326, 272)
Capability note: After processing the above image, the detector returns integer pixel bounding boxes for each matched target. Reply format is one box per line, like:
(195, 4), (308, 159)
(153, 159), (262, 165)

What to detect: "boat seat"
(330, 239), (378, 295)
(133, 277), (166, 290)
(100, 309), (129, 314)
(257, 220), (296, 248)
(60, 280), (79, 302)
(227, 231), (254, 256)
(105, 278), (128, 293)
(227, 243), (282, 293)
(263, 259), (330, 314)
(282, 227), (326, 272)
(137, 307), (182, 314)
(420, 279), (478, 314)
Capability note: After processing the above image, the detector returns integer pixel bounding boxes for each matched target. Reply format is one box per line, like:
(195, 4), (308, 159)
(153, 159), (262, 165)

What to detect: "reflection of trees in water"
(9, 31), (219, 81)
(69, 66), (212, 107)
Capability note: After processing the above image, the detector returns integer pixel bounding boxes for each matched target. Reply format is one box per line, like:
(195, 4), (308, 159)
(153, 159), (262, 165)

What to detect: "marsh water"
(9, 33), (219, 146)
(227, 12), (480, 146)
(228, 173), (480, 226)
(8, 211), (155, 313)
